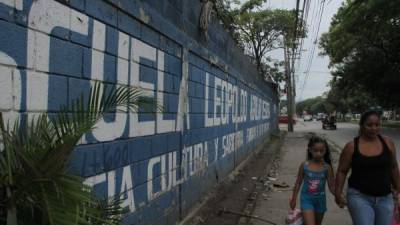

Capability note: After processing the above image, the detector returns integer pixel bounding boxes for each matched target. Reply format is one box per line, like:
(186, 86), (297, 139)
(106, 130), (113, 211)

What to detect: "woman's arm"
(384, 137), (400, 193)
(335, 142), (353, 208)
(290, 162), (304, 209)
(384, 136), (400, 213)
(327, 164), (335, 195)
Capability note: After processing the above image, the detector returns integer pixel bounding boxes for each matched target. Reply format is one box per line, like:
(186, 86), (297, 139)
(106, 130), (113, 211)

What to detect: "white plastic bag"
(285, 209), (303, 225)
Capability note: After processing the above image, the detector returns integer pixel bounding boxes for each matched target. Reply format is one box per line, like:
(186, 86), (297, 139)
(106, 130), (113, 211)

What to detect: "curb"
(325, 138), (342, 153)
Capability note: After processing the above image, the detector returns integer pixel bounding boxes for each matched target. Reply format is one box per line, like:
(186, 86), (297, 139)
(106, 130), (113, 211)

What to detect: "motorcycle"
(322, 116), (337, 130)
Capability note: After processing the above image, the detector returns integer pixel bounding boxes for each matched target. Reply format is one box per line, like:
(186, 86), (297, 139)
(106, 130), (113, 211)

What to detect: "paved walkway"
(250, 132), (353, 225)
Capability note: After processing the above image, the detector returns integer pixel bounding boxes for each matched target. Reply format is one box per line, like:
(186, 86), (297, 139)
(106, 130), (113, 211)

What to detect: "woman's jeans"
(347, 187), (394, 225)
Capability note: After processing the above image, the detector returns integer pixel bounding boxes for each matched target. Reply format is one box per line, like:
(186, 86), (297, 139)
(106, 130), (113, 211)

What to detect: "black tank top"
(348, 135), (392, 196)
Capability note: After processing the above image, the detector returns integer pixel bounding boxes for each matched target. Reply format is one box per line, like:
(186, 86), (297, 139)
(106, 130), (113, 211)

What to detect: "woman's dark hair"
(307, 136), (332, 165)
(359, 110), (381, 127)
(359, 110), (381, 135)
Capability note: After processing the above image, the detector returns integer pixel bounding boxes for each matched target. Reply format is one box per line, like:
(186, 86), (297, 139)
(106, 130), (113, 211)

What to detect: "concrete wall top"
(101, 0), (278, 102)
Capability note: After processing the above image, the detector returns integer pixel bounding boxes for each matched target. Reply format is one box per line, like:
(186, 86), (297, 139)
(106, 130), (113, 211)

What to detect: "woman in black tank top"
(335, 111), (400, 225)
(348, 135), (392, 196)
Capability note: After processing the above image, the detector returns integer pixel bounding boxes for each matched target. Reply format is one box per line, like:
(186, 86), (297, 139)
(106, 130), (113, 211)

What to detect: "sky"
(261, 0), (344, 101)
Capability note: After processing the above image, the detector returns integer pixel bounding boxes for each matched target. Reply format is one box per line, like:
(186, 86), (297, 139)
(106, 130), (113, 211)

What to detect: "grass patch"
(382, 121), (400, 129)
(341, 120), (400, 129)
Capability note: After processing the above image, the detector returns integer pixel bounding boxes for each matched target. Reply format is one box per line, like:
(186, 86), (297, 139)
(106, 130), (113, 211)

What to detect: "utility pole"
(291, 51), (301, 121)
(282, 0), (302, 132)
(284, 44), (294, 132)
(284, 0), (301, 132)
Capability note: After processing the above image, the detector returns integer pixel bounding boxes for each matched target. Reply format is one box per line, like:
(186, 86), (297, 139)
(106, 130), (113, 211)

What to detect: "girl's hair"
(359, 110), (381, 135)
(307, 136), (332, 165)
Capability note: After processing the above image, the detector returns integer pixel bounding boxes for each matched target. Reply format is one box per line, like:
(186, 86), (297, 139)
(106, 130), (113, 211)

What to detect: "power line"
(295, 0), (310, 81)
(299, 0), (326, 101)
(302, 70), (332, 74)
(308, 0), (321, 36)
(300, 0), (322, 79)
(302, 1), (325, 80)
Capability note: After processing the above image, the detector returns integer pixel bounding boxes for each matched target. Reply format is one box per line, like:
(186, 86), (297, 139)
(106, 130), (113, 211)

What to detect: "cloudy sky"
(265, 0), (344, 101)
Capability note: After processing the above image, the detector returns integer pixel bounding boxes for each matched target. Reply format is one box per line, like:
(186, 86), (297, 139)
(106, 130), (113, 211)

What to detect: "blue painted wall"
(0, 0), (279, 224)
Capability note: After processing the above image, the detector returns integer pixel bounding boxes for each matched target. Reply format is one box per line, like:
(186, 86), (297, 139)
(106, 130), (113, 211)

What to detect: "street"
(295, 120), (400, 160)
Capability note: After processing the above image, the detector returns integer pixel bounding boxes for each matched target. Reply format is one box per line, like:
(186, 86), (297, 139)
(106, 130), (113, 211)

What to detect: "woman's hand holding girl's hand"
(394, 194), (400, 221)
(335, 193), (346, 208)
(289, 197), (296, 210)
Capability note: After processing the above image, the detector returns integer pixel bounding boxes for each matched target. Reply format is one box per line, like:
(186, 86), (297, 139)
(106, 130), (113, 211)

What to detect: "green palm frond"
(0, 82), (158, 225)
(91, 195), (125, 225)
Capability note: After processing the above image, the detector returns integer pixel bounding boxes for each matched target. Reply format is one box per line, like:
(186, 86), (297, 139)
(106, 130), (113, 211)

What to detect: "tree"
(326, 72), (378, 113)
(320, 0), (400, 107)
(234, 7), (301, 79)
(0, 83), (155, 225)
(212, 1), (304, 81)
(262, 57), (285, 83)
(211, 0), (240, 33)
(296, 96), (334, 115)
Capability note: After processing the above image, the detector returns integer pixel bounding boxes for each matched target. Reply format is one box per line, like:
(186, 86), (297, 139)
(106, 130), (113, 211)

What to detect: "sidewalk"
(250, 131), (353, 225)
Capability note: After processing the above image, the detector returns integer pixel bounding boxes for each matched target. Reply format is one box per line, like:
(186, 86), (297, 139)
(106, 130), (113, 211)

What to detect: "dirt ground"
(181, 133), (285, 225)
